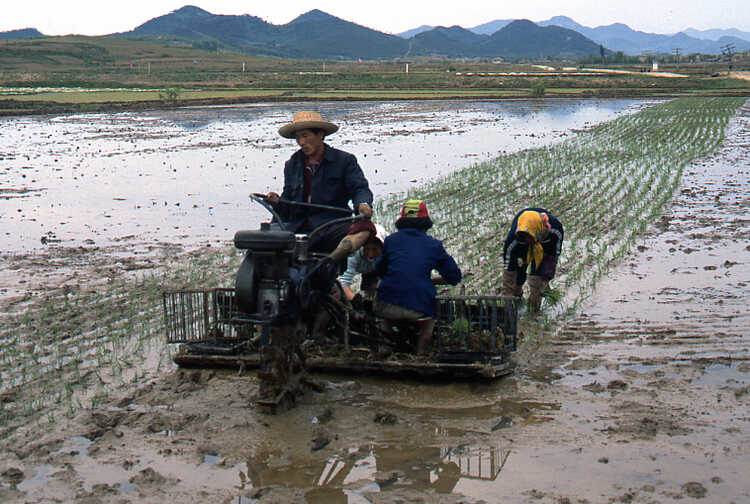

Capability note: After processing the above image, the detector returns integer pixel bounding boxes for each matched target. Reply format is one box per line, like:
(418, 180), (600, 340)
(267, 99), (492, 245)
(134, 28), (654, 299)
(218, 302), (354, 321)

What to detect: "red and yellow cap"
(400, 199), (429, 219)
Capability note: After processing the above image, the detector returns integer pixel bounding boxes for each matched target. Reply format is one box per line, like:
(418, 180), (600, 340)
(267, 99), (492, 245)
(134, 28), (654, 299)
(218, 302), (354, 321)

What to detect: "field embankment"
(1, 36), (749, 115)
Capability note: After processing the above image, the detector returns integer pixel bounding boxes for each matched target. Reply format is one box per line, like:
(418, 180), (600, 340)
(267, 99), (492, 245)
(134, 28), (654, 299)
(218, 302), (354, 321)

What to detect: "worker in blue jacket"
(265, 110), (374, 255)
(375, 200), (462, 355)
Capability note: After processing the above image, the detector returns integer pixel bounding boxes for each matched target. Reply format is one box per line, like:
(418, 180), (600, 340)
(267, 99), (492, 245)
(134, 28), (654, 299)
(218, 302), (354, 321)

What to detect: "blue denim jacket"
(275, 144), (373, 232)
(375, 228), (462, 317)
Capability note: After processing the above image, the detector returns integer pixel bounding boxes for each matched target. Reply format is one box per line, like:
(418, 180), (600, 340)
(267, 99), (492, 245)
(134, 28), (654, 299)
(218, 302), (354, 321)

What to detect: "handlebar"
(309, 214), (365, 242)
(249, 193), (366, 239)
(251, 193), (355, 215)
(248, 194), (288, 231)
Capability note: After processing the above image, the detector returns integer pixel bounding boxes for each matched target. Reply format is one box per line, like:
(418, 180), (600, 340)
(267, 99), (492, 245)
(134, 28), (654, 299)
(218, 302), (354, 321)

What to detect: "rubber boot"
(501, 270), (523, 298)
(527, 275), (549, 313)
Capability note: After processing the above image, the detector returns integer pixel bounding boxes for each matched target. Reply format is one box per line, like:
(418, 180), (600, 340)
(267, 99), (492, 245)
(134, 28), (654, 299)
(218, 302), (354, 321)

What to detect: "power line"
(720, 43), (735, 60)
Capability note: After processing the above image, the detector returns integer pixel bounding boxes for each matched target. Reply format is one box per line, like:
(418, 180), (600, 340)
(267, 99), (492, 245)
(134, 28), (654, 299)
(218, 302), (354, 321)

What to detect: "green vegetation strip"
(375, 97), (746, 319)
(0, 97), (745, 439)
(0, 248), (240, 438)
(7, 89), (280, 103)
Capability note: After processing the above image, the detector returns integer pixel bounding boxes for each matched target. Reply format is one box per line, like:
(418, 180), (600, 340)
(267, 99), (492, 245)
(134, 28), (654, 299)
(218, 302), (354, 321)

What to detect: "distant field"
(0, 35), (748, 115)
(5, 89), (278, 103)
(4, 88), (531, 103)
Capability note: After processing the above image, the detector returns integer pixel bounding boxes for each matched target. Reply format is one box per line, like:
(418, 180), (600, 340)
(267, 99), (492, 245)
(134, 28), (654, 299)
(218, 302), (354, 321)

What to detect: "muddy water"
(522, 100), (750, 503)
(4, 98), (749, 504)
(0, 99), (654, 257)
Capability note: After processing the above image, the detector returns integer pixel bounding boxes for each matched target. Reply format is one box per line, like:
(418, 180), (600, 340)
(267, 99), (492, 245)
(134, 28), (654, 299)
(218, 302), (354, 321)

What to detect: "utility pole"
(720, 43), (735, 73)
(720, 42), (735, 58)
(672, 47), (681, 64)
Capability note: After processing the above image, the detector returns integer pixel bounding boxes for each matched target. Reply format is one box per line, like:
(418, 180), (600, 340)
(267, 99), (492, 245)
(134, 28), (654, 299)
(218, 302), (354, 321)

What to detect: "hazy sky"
(4, 0), (750, 36)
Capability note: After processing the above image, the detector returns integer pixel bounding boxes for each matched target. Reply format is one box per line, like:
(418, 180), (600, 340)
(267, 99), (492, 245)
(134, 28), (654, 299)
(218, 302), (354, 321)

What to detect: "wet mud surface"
(2, 99), (749, 503)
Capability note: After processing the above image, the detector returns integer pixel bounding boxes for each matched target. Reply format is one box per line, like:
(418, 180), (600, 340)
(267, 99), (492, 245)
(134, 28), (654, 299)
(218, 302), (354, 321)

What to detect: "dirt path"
(1, 101), (749, 503)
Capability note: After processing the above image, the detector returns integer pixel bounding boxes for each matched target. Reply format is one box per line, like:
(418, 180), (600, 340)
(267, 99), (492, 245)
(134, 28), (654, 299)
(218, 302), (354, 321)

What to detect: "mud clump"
(607, 380), (628, 391)
(682, 481), (707, 498)
(565, 358), (600, 371)
(374, 412), (398, 425)
(312, 407), (333, 424)
(1, 467), (24, 483)
(583, 382), (605, 393)
(605, 402), (692, 439)
(310, 428), (331, 451)
(491, 416), (514, 430)
(88, 482), (120, 497)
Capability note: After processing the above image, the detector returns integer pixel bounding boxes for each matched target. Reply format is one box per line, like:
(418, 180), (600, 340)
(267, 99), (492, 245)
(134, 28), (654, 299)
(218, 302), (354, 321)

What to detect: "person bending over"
(501, 208), (564, 312)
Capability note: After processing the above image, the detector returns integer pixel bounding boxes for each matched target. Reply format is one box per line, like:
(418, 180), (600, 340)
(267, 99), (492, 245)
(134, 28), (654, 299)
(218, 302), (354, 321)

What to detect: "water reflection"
(0, 99), (658, 255)
(691, 361), (750, 387)
(244, 442), (510, 503)
(16, 464), (56, 493)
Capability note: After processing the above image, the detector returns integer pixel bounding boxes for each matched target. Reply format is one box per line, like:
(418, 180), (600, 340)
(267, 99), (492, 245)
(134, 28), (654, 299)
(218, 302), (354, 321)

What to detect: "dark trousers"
(307, 221), (351, 255)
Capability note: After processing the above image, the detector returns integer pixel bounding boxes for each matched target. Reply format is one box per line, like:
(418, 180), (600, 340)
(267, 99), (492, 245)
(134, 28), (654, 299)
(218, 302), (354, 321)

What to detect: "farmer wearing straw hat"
(264, 110), (374, 256)
(501, 208), (564, 312)
(374, 200), (462, 355)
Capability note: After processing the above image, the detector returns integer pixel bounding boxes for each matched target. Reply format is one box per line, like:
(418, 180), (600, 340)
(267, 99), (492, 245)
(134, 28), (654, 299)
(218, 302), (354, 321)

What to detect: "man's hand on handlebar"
(264, 192), (280, 205)
(357, 202), (373, 218)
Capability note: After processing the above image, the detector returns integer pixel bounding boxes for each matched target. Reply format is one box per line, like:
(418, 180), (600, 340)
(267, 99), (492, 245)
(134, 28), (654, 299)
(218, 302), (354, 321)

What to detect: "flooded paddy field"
(2, 97), (749, 503)
(0, 99), (647, 256)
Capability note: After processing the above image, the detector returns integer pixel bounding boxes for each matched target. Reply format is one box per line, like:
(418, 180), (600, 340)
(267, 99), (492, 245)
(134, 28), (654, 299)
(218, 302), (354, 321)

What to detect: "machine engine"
(233, 223), (338, 324)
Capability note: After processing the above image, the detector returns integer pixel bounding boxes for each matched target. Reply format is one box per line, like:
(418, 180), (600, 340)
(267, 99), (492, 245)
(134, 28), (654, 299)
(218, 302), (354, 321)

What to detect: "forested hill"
(5, 6), (750, 58)
(0, 28), (45, 39)
(116, 6), (603, 60)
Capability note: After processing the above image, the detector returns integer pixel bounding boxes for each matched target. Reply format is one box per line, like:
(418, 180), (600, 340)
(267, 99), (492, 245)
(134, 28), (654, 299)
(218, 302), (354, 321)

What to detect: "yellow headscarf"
(516, 211), (548, 268)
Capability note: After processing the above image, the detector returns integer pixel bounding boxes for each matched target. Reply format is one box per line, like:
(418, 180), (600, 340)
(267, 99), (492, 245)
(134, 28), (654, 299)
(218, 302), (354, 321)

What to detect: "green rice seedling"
(1, 97), (744, 438)
(542, 288), (564, 307)
(378, 96), (745, 341)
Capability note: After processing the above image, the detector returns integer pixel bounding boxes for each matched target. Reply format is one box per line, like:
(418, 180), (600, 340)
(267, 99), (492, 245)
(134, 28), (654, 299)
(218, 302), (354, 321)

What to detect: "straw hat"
(278, 110), (339, 139)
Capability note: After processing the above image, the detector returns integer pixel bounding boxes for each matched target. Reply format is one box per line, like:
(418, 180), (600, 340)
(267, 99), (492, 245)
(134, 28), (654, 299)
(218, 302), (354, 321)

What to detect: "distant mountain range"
(118, 6), (603, 60)
(0, 28), (44, 39)
(1, 6), (748, 59)
(683, 27), (750, 41)
(119, 7), (407, 59)
(405, 15), (750, 55)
